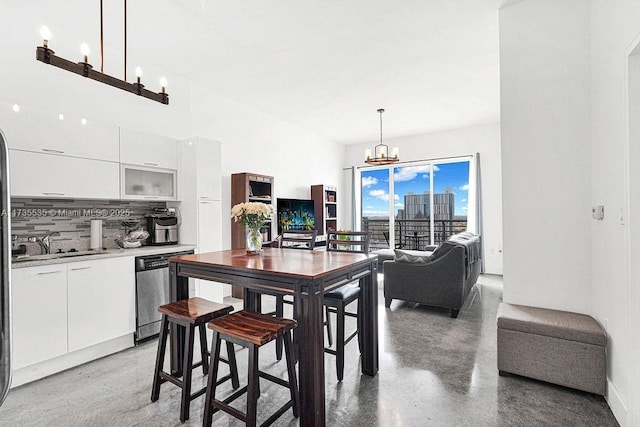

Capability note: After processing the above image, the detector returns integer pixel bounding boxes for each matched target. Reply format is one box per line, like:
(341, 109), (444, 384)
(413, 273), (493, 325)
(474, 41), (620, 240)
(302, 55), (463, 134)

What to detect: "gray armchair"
(383, 232), (481, 318)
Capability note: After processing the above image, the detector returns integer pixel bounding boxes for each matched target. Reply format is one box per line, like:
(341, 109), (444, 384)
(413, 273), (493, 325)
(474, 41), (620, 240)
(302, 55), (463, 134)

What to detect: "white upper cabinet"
(180, 137), (221, 200)
(195, 139), (222, 200)
(120, 163), (177, 201)
(0, 106), (119, 162)
(10, 149), (120, 199)
(119, 128), (178, 170)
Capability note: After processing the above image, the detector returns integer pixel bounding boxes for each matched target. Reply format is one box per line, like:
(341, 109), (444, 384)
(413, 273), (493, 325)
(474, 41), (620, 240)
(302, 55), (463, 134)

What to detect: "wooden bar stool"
(151, 297), (240, 423)
(202, 310), (299, 427)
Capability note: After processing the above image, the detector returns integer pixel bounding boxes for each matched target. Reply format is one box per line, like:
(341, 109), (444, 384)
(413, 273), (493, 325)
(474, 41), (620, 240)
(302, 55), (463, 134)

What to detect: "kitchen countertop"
(11, 244), (197, 269)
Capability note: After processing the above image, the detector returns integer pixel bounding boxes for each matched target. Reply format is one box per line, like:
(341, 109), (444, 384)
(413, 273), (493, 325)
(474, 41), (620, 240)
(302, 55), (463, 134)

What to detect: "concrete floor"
(0, 275), (618, 426)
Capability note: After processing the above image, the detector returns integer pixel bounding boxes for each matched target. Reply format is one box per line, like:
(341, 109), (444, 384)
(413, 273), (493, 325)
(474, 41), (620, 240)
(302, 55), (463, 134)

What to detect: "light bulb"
(80, 43), (90, 56)
(81, 118), (87, 125)
(160, 77), (167, 92)
(379, 145), (387, 158)
(365, 149), (372, 161)
(135, 66), (143, 85)
(58, 113), (64, 121)
(391, 147), (399, 158)
(12, 104), (20, 113)
(40, 26), (51, 42)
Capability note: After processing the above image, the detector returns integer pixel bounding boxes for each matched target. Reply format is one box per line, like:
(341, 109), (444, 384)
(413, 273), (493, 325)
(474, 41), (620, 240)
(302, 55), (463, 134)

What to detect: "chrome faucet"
(28, 232), (59, 255)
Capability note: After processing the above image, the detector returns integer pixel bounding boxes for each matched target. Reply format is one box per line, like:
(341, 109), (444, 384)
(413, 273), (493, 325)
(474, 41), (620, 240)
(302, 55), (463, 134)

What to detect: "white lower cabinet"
(12, 265), (68, 370)
(11, 257), (135, 373)
(67, 257), (135, 352)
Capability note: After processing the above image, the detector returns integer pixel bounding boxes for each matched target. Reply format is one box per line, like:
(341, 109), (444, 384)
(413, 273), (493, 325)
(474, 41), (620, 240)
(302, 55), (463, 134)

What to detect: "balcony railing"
(362, 218), (468, 250)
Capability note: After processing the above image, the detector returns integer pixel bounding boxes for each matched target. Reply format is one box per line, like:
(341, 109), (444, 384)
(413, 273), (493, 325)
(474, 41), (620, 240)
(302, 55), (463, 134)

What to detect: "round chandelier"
(364, 108), (399, 165)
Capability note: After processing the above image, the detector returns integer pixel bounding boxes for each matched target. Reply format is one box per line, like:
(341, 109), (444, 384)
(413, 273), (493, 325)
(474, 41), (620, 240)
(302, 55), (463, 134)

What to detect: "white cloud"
(461, 199), (467, 203)
(461, 206), (468, 213)
(395, 203), (404, 208)
(362, 176), (378, 187)
(368, 189), (399, 202)
(394, 164), (439, 182)
(459, 183), (469, 191)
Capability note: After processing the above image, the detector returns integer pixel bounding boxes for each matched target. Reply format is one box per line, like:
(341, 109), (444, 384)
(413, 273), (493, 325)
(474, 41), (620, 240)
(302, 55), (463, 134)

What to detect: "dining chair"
(272, 229), (317, 360)
(324, 230), (370, 381)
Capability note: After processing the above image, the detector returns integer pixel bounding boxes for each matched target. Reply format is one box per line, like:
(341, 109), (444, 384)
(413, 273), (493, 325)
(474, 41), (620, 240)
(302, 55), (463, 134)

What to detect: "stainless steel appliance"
(146, 215), (178, 245)
(134, 250), (194, 343)
(0, 129), (11, 406)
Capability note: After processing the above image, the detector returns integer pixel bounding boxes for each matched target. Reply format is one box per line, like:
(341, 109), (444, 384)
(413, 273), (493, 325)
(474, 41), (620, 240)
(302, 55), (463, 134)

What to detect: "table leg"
(243, 288), (261, 312)
(296, 282), (325, 426)
(169, 262), (190, 376)
(359, 261), (379, 376)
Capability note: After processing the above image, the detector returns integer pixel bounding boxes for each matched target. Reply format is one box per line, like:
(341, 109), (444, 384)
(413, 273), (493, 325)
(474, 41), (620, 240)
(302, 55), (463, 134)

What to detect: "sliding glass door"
(431, 161), (470, 244)
(361, 157), (471, 250)
(393, 164), (431, 249)
(361, 168), (391, 249)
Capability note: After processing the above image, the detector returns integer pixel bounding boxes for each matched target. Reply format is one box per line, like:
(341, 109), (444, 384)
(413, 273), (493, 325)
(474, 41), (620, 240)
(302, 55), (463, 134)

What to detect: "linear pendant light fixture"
(36, 1), (169, 105)
(365, 108), (399, 165)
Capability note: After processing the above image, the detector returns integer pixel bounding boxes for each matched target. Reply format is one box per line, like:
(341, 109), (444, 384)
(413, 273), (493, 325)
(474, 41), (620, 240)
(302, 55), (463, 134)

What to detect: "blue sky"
(361, 161), (470, 217)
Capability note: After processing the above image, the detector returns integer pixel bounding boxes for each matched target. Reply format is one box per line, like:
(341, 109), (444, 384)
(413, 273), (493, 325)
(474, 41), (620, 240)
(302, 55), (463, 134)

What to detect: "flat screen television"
(277, 198), (315, 234)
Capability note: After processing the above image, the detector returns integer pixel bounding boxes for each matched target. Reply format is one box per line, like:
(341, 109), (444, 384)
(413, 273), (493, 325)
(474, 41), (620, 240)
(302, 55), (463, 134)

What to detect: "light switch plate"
(592, 205), (604, 220)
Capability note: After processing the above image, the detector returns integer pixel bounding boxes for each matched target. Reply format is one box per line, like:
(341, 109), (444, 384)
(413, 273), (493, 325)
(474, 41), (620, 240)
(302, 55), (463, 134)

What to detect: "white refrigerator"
(0, 128), (12, 405)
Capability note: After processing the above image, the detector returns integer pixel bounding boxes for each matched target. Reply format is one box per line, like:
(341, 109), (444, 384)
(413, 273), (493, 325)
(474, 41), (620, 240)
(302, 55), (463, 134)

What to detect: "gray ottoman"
(497, 303), (607, 395)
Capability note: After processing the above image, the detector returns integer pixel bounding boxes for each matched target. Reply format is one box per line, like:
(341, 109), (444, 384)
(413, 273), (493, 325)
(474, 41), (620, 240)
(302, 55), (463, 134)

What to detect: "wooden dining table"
(168, 248), (379, 426)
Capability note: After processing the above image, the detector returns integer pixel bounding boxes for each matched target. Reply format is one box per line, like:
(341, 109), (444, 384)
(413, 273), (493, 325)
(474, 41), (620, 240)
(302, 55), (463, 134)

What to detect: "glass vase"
(246, 227), (263, 254)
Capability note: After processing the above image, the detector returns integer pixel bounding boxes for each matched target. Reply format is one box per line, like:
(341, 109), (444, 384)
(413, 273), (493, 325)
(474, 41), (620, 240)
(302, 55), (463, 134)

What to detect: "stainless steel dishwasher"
(134, 250), (194, 343)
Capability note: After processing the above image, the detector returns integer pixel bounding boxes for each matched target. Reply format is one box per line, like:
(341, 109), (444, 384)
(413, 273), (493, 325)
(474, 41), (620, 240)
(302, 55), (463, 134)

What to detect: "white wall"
(189, 85), (345, 250)
(344, 123), (503, 275)
(499, 0), (592, 313)
(501, 0), (640, 424)
(590, 1), (640, 424)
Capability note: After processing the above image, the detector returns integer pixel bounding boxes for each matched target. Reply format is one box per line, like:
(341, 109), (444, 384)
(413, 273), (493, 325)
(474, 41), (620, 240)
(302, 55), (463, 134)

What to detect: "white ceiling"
(5, 0), (503, 145)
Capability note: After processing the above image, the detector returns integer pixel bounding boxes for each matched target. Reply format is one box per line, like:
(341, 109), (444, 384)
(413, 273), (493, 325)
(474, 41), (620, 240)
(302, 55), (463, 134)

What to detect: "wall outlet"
(592, 205), (604, 220)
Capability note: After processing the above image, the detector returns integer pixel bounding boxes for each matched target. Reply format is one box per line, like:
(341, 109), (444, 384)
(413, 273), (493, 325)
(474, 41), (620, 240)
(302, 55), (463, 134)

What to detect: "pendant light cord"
(124, 0), (127, 81)
(100, 0), (104, 73)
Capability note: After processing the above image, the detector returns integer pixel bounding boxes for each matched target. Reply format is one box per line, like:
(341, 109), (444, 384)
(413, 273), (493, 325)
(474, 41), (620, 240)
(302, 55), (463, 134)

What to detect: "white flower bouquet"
(231, 202), (275, 230)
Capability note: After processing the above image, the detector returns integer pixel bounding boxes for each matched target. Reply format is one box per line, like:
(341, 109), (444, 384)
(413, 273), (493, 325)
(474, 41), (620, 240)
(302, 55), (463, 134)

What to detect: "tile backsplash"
(11, 198), (166, 254)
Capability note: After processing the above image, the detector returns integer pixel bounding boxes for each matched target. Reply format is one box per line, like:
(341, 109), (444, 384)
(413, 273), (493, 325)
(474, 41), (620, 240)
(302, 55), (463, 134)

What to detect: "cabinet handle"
(143, 162), (158, 166)
(70, 266), (92, 271)
(42, 192), (65, 196)
(37, 270), (62, 275)
(143, 196), (159, 199)
(42, 148), (65, 154)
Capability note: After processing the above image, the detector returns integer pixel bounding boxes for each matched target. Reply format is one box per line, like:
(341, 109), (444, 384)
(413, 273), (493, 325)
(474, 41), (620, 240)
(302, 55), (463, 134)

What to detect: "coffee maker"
(145, 210), (178, 245)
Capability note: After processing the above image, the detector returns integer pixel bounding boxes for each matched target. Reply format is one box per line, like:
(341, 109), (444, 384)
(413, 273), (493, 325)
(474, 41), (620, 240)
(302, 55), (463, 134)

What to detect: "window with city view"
(361, 159), (470, 250)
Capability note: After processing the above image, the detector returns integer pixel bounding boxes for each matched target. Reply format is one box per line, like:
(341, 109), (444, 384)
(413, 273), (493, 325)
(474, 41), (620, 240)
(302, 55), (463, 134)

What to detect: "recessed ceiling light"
(12, 104), (20, 113)
(81, 118), (87, 125)
(58, 113), (64, 120)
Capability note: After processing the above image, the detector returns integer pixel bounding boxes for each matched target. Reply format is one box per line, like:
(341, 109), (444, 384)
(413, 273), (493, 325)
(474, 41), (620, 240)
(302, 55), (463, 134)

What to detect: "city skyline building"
(403, 187), (455, 220)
